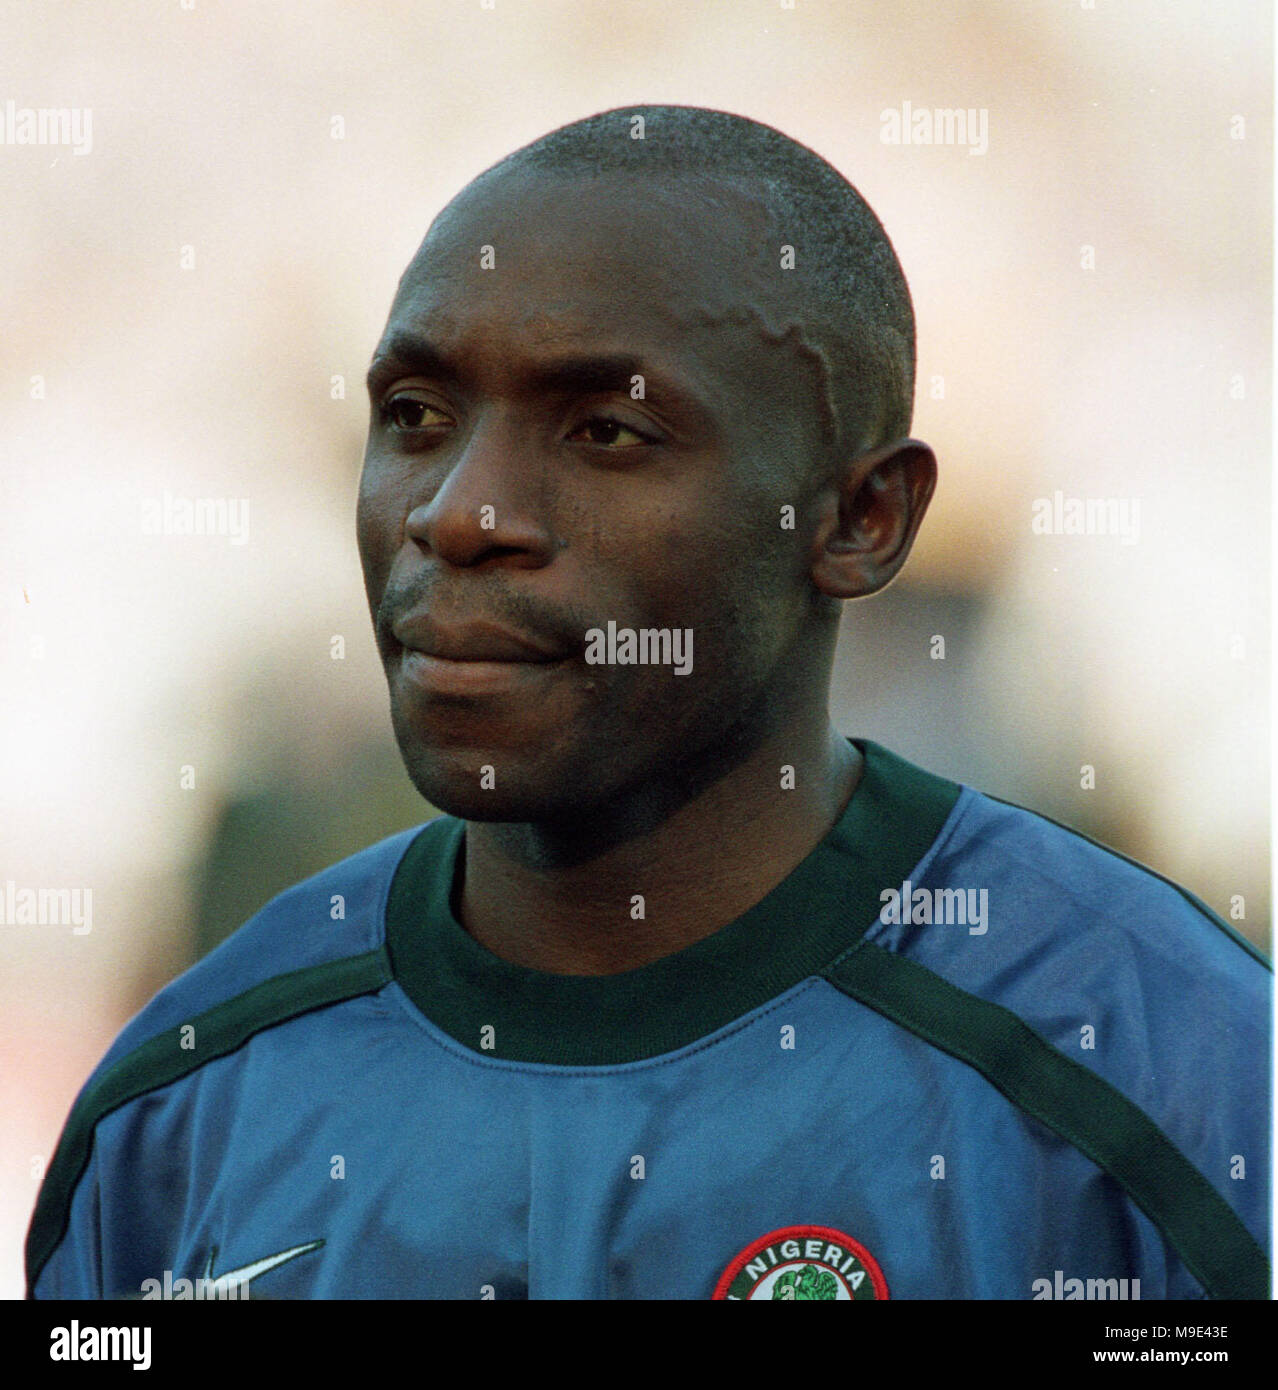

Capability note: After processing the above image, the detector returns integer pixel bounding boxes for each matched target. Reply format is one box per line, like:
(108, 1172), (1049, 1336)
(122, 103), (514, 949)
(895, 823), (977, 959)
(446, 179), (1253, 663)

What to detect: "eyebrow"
(366, 331), (701, 418)
(366, 332), (457, 391)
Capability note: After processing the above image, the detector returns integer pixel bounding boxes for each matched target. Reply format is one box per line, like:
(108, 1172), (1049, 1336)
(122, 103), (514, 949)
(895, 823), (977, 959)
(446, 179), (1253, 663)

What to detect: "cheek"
(627, 499), (794, 678)
(712, 511), (809, 665)
(355, 453), (405, 584)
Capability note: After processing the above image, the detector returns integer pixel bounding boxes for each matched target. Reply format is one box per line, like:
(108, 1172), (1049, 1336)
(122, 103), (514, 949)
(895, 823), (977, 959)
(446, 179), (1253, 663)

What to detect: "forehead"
(377, 167), (818, 415)
(403, 166), (776, 314)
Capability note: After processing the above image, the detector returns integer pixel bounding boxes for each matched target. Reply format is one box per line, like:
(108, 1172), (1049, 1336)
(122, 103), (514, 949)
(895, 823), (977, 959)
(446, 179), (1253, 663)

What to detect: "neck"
(457, 720), (862, 975)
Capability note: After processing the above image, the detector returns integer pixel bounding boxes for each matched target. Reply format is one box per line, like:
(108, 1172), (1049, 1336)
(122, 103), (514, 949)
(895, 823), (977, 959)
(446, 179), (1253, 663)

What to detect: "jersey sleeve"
(30, 1142), (103, 1299)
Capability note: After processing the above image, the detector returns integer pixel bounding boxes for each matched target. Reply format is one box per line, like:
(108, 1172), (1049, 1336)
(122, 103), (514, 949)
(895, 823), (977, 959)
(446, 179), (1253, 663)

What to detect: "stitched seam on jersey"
(380, 975), (827, 1077)
(979, 791), (1270, 972)
(822, 942), (1269, 1301)
(25, 947), (392, 1296)
(857, 785), (980, 951)
(865, 824), (1249, 999)
(936, 804), (1257, 969)
(371, 819), (439, 949)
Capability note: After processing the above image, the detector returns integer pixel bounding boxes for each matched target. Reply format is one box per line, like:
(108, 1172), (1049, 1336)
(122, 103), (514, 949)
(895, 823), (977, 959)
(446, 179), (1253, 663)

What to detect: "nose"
(405, 411), (557, 570)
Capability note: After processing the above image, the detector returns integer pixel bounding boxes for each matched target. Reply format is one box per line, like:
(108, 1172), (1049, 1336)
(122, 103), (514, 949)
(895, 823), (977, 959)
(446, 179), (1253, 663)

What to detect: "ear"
(808, 437), (937, 600)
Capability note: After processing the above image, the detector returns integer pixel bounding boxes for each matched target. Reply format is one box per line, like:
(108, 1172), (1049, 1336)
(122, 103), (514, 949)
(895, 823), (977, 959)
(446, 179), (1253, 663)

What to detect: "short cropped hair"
(479, 104), (916, 462)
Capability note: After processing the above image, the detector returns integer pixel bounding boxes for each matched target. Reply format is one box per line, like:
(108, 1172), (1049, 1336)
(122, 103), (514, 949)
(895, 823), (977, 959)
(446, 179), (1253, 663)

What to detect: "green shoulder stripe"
(824, 942), (1270, 1300)
(26, 947), (392, 1294)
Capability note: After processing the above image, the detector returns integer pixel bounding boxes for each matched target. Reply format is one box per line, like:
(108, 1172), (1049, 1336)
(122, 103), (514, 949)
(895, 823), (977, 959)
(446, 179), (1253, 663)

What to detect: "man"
(27, 105), (1268, 1300)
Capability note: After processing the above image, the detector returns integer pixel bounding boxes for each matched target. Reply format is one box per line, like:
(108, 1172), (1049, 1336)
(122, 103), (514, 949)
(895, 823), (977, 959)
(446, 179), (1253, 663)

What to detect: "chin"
(395, 739), (585, 823)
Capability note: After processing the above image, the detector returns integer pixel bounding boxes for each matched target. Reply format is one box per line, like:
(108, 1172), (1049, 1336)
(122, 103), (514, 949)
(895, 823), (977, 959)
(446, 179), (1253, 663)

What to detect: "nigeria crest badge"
(713, 1224), (889, 1300)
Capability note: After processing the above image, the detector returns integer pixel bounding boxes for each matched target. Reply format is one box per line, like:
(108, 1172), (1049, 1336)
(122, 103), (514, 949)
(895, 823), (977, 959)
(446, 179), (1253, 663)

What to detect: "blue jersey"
(26, 740), (1270, 1300)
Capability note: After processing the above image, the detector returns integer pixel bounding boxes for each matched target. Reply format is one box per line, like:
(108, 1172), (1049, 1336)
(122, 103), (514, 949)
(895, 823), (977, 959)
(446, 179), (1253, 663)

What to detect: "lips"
(387, 614), (577, 700)
(391, 616), (572, 665)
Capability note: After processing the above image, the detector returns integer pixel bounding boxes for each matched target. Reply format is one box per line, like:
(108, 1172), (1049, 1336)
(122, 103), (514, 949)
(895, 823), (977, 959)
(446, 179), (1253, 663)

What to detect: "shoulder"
(877, 781), (1270, 1069)
(858, 781), (1269, 1267)
(26, 820), (444, 1294)
(919, 784), (1268, 988)
(93, 820), (435, 1076)
(855, 742), (1267, 1005)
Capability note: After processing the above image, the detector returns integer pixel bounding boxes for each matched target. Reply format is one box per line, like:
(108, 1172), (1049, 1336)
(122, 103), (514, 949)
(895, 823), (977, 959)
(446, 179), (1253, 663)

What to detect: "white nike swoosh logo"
(201, 1239), (324, 1295)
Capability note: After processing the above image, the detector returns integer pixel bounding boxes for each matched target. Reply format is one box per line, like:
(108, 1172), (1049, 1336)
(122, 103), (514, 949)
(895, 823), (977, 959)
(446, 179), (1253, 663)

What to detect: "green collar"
(384, 738), (962, 1065)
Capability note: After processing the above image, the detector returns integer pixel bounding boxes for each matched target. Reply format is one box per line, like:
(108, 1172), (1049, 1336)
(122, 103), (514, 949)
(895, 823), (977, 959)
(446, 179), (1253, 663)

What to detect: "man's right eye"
(379, 395), (450, 431)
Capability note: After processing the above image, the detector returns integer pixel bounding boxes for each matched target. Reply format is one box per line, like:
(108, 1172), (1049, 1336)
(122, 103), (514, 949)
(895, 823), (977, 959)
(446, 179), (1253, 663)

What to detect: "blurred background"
(1, 0), (1269, 1298)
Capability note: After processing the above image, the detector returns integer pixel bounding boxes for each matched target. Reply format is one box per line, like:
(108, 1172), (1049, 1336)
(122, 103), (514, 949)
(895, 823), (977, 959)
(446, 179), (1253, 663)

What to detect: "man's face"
(357, 166), (832, 823)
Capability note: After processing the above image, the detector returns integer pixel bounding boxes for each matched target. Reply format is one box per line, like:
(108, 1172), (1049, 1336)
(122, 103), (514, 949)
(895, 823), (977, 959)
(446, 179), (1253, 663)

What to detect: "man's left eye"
(568, 417), (652, 448)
